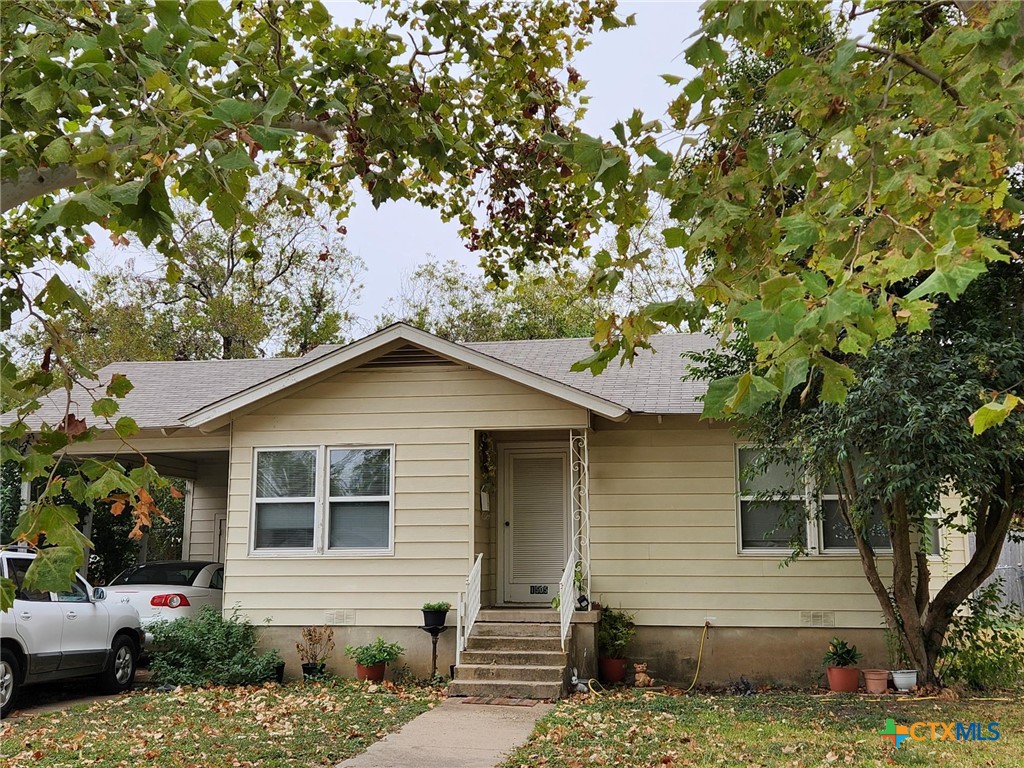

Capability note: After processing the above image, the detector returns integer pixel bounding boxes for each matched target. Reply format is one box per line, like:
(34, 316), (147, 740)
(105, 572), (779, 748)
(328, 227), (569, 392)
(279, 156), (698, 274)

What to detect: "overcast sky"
(319, 0), (703, 322)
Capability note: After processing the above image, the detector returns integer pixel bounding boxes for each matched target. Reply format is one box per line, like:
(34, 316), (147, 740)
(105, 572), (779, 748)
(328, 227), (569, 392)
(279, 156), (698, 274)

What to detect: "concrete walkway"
(336, 698), (552, 768)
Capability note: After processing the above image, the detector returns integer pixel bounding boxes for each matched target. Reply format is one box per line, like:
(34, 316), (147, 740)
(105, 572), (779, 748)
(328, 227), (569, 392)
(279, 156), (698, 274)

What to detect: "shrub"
(149, 606), (282, 686)
(422, 601), (451, 611)
(939, 581), (1024, 690)
(296, 625), (335, 666)
(344, 637), (405, 667)
(597, 607), (635, 658)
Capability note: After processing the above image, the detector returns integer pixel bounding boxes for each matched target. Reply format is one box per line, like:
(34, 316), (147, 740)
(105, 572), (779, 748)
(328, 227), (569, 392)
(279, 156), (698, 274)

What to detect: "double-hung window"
(252, 446), (394, 555)
(328, 448), (392, 551)
(737, 447), (808, 550)
(737, 447), (892, 554)
(254, 449), (318, 550)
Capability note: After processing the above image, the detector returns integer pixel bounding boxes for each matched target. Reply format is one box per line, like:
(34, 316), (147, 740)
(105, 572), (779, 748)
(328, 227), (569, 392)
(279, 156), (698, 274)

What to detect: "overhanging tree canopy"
(0, 0), (626, 605)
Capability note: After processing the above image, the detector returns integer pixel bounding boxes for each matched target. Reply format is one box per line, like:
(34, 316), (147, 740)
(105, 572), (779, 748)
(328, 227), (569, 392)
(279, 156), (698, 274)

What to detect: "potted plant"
(823, 636), (862, 692)
(422, 601), (451, 628)
(296, 624), (335, 680)
(597, 607), (636, 684)
(885, 628), (917, 692)
(345, 637), (405, 682)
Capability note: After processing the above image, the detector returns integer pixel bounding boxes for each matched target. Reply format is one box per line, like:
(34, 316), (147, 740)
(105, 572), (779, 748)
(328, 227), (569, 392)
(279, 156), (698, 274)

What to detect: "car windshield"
(109, 563), (207, 587)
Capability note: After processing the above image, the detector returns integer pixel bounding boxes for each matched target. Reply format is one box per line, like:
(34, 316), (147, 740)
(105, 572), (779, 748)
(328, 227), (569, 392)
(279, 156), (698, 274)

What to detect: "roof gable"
(181, 324), (630, 430)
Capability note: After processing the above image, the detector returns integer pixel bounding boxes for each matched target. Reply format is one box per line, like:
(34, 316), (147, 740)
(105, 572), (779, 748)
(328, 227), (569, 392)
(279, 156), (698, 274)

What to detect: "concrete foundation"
(258, 622), (887, 688)
(629, 626), (888, 687)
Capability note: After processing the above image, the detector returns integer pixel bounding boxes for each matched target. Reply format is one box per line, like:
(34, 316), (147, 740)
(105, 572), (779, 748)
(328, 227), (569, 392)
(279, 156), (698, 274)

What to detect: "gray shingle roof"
(465, 334), (714, 415)
(11, 331), (714, 430)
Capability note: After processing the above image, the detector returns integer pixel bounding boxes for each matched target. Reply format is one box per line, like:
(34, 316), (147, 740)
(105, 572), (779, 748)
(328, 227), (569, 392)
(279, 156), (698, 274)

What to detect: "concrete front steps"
(449, 608), (567, 700)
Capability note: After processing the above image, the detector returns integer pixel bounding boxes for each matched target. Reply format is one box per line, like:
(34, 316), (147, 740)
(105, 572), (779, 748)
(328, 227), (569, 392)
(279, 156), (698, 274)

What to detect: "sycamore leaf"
(23, 547), (84, 593)
(106, 373), (134, 398)
(92, 397), (120, 418)
(0, 577), (14, 612)
(906, 260), (988, 301)
(701, 375), (740, 420)
(114, 416), (140, 437)
(969, 394), (1021, 435)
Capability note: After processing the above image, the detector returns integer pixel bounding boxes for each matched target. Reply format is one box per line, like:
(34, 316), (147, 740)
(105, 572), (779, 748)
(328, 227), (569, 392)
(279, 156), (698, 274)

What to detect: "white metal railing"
(558, 548), (579, 650)
(456, 553), (483, 665)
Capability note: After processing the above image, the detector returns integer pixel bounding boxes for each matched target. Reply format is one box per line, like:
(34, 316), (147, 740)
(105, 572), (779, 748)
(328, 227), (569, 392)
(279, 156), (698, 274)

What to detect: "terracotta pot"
(825, 666), (860, 693)
(863, 669), (889, 694)
(356, 662), (387, 682)
(599, 656), (628, 684)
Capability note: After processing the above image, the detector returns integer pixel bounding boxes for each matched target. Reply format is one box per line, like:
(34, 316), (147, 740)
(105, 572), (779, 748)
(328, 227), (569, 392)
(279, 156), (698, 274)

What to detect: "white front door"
(502, 447), (569, 604)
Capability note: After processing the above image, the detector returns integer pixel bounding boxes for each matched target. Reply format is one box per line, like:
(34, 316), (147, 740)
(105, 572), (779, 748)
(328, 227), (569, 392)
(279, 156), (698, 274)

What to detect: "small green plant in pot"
(597, 607), (636, 684)
(422, 601), (451, 628)
(823, 636), (862, 693)
(345, 637), (405, 682)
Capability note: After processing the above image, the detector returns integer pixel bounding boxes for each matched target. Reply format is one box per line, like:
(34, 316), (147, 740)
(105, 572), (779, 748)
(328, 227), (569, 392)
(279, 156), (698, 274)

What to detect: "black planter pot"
(301, 662), (326, 680)
(275, 661), (286, 684)
(422, 609), (449, 628)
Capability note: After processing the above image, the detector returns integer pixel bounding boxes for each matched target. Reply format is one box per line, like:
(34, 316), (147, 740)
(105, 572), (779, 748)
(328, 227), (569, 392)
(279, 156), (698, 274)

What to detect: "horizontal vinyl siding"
(187, 455), (228, 561)
(589, 416), (896, 629)
(225, 364), (586, 626)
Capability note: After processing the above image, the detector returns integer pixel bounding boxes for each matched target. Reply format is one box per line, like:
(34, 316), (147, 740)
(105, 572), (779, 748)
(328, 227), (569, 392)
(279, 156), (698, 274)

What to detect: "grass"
(0, 678), (438, 768)
(502, 690), (1024, 768)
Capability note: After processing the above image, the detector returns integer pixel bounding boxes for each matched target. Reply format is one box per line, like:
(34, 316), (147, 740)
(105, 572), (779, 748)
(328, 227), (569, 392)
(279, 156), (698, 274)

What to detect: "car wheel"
(100, 635), (137, 694)
(1, 647), (21, 718)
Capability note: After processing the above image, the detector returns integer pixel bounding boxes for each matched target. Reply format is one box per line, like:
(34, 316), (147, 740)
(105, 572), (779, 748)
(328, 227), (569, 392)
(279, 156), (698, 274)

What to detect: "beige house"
(40, 324), (966, 695)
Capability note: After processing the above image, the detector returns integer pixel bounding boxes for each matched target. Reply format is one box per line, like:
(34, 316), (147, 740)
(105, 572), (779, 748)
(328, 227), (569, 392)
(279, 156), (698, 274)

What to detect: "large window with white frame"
(252, 446), (394, 555)
(737, 447), (892, 554)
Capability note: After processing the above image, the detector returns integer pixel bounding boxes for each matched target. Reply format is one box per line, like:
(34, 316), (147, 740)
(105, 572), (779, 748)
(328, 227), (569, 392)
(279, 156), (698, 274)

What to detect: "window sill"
(248, 549), (395, 558)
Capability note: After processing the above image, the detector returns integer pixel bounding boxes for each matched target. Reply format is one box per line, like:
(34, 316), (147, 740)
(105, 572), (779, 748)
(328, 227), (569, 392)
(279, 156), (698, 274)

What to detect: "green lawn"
(502, 690), (1024, 768)
(0, 679), (437, 768)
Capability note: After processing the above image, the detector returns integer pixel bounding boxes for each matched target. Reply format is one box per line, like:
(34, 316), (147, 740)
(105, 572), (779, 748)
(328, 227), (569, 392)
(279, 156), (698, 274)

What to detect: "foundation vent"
(325, 609), (356, 625)
(800, 610), (835, 628)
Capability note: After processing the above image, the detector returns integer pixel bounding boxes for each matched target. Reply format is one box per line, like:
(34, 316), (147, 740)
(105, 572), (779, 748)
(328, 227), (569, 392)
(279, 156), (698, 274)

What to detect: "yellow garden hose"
(684, 621), (711, 693)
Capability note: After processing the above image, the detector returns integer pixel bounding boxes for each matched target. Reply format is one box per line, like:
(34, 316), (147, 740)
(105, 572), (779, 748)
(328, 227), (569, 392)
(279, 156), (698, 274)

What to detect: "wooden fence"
(973, 535), (1024, 611)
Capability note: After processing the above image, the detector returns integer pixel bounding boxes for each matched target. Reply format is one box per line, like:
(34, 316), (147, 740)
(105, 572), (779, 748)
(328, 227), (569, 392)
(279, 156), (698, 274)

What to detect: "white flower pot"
(891, 669), (917, 692)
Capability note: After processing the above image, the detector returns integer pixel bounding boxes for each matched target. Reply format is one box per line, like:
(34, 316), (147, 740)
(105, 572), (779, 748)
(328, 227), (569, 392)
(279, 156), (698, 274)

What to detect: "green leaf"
(114, 416), (140, 438)
(662, 227), (686, 249)
(212, 98), (261, 125)
(262, 86), (292, 122)
(91, 398), (119, 418)
(42, 137), (72, 165)
(185, 0), (225, 30)
(906, 260), (988, 301)
(87, 468), (131, 500)
(23, 83), (56, 112)
(781, 357), (810, 398)
(660, 73), (683, 85)
(23, 546), (84, 593)
(214, 146), (256, 170)
(106, 373), (135, 398)
(572, 134), (604, 174)
(970, 394), (1020, 435)
(778, 213), (819, 251)
(0, 577), (14, 612)
(701, 375), (740, 420)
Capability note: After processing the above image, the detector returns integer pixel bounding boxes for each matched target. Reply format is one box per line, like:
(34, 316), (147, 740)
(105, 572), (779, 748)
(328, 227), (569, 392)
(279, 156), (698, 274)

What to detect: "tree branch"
(856, 42), (963, 106)
(1, 115), (338, 214)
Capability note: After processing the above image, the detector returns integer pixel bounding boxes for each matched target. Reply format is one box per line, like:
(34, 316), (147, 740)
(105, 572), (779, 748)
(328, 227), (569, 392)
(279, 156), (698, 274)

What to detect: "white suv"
(1, 550), (145, 717)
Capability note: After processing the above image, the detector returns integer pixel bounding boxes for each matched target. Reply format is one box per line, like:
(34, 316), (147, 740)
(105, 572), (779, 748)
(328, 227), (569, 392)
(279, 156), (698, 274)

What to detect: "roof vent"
(360, 344), (460, 369)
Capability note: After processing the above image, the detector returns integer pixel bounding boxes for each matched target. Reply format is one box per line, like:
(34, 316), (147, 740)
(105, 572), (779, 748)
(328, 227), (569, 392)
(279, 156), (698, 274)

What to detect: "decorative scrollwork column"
(570, 428), (591, 599)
